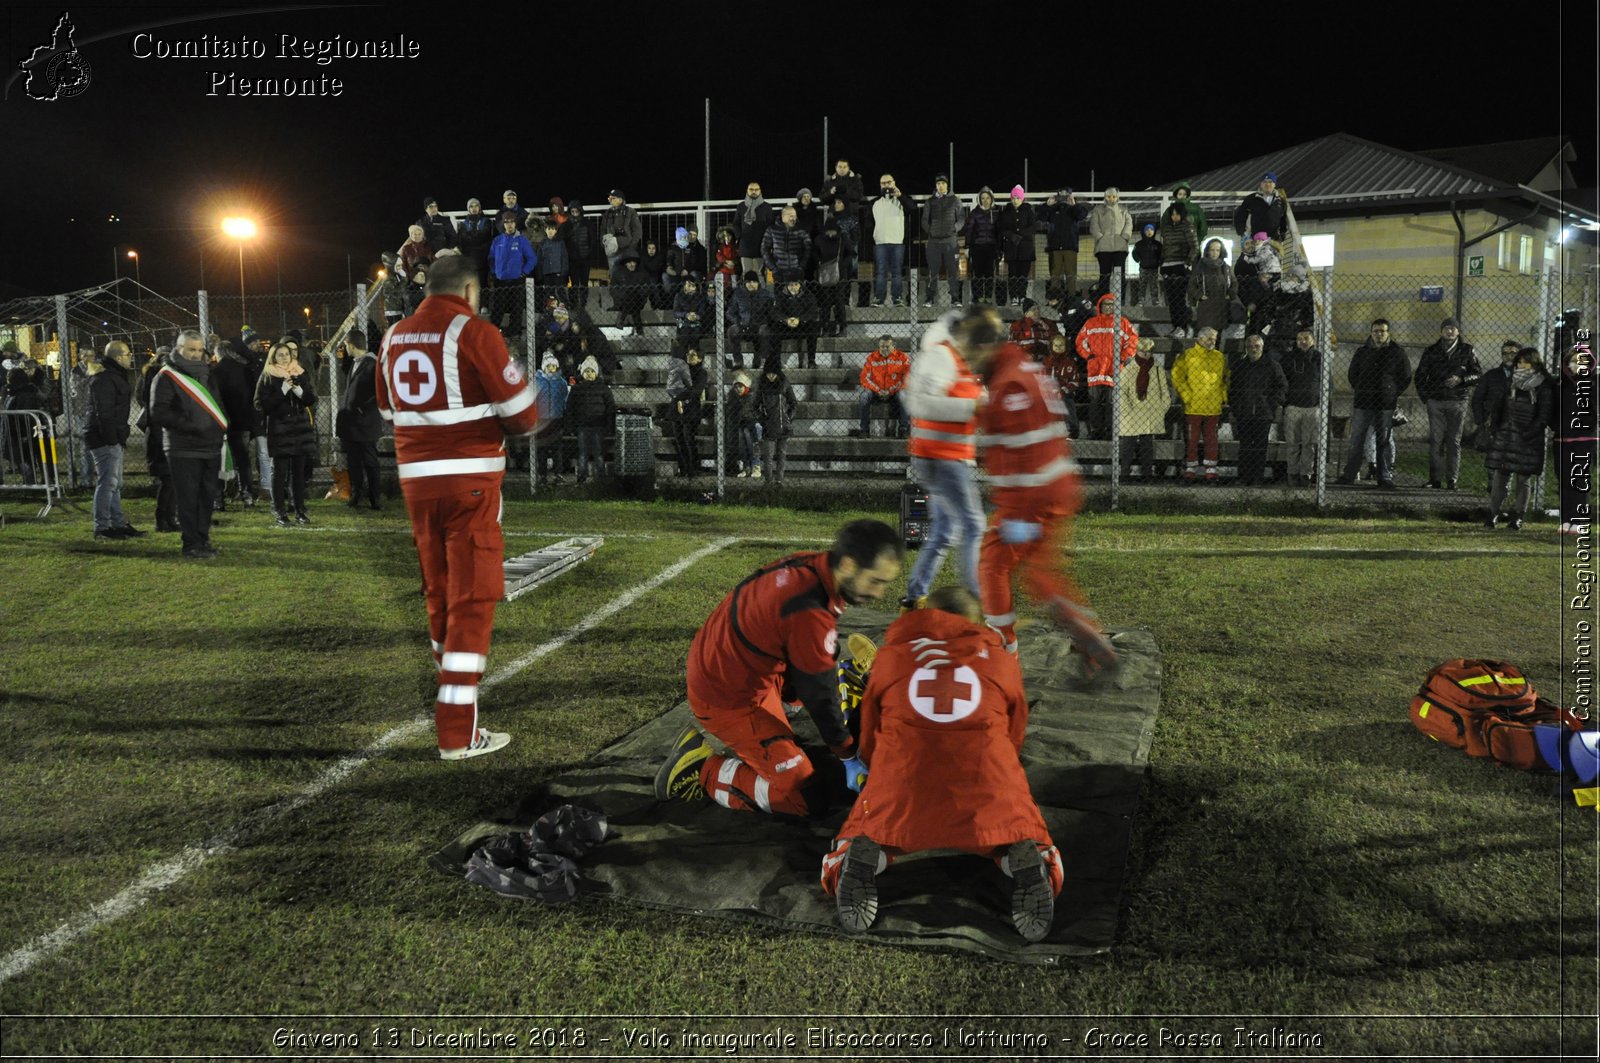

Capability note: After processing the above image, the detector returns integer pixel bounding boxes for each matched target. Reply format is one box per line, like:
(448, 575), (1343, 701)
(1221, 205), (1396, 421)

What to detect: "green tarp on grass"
(430, 615), (1160, 966)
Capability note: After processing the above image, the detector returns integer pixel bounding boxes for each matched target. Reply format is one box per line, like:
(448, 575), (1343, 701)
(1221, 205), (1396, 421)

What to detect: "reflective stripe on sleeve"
(494, 388), (536, 419)
(397, 456), (507, 479)
(752, 776), (772, 812)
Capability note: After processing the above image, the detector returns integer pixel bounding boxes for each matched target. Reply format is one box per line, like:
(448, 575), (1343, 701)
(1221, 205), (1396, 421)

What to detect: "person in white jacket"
(899, 308), (995, 609)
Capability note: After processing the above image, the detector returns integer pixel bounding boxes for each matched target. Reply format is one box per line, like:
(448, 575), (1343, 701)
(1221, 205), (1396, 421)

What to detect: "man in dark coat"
(1335, 319), (1412, 488)
(1042, 188), (1088, 296)
(84, 341), (143, 540)
(212, 336), (259, 506)
(1413, 317), (1481, 489)
(455, 198), (495, 278)
(339, 330), (383, 510)
(1233, 172), (1288, 242)
(1229, 334), (1289, 485)
(418, 197), (457, 251)
(734, 180), (776, 282)
(149, 329), (227, 558)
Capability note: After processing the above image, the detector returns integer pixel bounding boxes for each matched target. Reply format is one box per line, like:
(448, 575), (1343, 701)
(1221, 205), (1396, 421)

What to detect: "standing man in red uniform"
(655, 520), (904, 817)
(978, 333), (1118, 676)
(818, 587), (1063, 942)
(375, 254), (539, 760)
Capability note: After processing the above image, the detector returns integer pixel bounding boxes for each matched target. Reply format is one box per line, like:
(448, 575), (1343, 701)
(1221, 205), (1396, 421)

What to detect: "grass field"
(0, 490), (1595, 1060)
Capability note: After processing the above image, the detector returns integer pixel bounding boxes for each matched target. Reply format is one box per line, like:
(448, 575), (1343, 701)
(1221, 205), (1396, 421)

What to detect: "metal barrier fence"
(5, 260), (1590, 516)
(0, 410), (64, 516)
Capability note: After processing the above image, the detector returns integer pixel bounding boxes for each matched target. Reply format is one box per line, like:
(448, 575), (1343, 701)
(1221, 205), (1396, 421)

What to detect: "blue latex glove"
(998, 519), (1043, 544)
(841, 756), (869, 792)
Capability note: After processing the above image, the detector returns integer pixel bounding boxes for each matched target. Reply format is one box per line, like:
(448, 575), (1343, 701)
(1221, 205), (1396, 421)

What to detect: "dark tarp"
(429, 615), (1160, 966)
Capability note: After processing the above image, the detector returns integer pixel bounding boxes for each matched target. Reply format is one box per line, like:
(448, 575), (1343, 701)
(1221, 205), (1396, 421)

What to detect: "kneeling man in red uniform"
(819, 587), (1064, 941)
(655, 520), (903, 818)
(376, 254), (539, 760)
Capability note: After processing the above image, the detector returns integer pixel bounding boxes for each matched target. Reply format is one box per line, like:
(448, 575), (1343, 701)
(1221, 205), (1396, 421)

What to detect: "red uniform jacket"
(978, 342), (1081, 518)
(687, 551), (851, 751)
(1075, 293), (1139, 389)
(1008, 315), (1059, 359)
(837, 609), (1051, 852)
(860, 347), (911, 395)
(376, 293), (539, 499)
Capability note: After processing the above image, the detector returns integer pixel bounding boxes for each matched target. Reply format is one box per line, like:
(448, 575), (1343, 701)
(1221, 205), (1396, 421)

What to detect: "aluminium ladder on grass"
(503, 536), (603, 601)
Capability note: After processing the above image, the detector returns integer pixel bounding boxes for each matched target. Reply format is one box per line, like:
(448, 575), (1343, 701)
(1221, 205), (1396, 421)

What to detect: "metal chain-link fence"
(7, 261), (1588, 515)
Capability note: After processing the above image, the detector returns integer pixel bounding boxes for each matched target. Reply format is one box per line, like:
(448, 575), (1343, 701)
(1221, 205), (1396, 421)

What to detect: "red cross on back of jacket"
(375, 293), (539, 499)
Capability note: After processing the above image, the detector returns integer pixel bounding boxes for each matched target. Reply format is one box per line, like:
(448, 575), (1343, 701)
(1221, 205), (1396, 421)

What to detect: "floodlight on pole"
(126, 249), (140, 285)
(221, 216), (258, 310)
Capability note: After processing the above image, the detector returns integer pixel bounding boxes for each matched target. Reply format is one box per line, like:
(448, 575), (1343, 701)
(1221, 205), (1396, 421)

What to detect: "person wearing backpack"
(1483, 347), (1554, 530)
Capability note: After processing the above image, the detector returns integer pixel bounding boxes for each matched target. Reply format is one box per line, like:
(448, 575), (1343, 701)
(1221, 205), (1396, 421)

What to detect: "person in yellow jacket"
(1170, 327), (1228, 482)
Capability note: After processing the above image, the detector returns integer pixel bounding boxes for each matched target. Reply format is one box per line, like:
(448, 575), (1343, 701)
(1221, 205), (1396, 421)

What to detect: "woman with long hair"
(255, 341), (318, 526)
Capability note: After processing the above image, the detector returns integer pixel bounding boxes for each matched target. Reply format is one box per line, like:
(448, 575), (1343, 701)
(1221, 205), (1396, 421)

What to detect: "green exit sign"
(1468, 255), (1484, 277)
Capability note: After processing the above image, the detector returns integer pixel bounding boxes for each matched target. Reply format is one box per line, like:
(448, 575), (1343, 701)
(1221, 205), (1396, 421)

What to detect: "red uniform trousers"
(691, 674), (817, 817)
(405, 480), (505, 751)
(978, 492), (1098, 652)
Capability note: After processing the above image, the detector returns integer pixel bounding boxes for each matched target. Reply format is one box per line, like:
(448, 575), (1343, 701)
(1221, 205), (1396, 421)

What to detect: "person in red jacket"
(1007, 298), (1059, 360)
(851, 334), (911, 438)
(375, 255), (540, 760)
(1075, 292), (1140, 439)
(977, 336), (1117, 676)
(655, 520), (904, 818)
(819, 587), (1063, 942)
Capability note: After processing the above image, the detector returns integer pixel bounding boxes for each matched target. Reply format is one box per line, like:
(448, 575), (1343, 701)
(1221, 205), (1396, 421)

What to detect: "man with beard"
(655, 520), (904, 819)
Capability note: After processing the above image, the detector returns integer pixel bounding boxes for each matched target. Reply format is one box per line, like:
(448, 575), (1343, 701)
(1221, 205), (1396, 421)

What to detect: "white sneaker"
(751, 466), (763, 479)
(440, 728), (511, 761)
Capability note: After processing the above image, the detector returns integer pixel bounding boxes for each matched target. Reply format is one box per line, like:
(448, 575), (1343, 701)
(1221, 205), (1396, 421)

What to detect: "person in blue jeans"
(84, 341), (145, 541)
(870, 175), (910, 306)
(900, 308), (996, 606)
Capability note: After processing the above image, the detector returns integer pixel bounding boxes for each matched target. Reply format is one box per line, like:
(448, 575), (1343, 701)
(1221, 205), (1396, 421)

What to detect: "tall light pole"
(220, 216), (257, 323)
(126, 249), (140, 286)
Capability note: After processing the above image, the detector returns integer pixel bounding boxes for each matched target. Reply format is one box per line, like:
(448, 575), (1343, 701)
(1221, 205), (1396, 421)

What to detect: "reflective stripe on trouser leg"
(700, 750), (810, 816)
(434, 597), (496, 751)
(979, 522), (1020, 647)
(704, 754), (773, 813)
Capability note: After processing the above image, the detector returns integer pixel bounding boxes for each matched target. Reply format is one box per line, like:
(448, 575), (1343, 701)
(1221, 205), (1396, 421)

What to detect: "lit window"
(1519, 235), (1533, 274)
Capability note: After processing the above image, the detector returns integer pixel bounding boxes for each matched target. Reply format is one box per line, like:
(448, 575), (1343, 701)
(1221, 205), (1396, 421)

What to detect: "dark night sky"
(3, 1), (1595, 299)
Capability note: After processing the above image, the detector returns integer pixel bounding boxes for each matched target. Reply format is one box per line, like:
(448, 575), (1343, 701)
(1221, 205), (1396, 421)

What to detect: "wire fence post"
(1533, 264), (1561, 510)
(1109, 269), (1123, 510)
(197, 290), (210, 345)
(52, 293), (81, 489)
(714, 277), (726, 500)
(524, 277), (539, 496)
(1316, 266), (1335, 508)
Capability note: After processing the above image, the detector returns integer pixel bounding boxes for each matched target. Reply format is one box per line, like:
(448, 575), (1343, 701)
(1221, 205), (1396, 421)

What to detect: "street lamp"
(126, 249), (140, 286)
(221, 216), (257, 317)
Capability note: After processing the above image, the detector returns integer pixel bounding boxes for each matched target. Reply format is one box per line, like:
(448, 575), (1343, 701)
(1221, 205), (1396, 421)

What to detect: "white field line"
(0, 535), (738, 986)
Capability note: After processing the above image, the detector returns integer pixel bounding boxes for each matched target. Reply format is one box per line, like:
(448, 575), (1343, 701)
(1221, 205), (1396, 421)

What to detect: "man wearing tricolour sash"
(148, 329), (229, 559)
